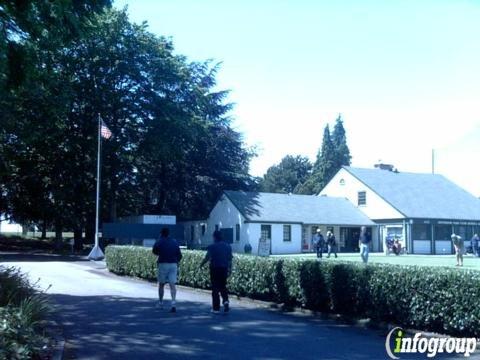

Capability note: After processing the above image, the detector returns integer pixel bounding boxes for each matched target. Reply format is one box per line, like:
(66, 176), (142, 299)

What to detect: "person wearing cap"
(451, 233), (465, 266)
(312, 228), (325, 258)
(200, 230), (233, 314)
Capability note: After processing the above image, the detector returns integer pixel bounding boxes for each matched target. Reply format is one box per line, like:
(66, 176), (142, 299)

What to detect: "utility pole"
(431, 149), (435, 174)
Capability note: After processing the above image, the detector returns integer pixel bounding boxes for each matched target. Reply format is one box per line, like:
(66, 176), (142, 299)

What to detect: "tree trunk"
(109, 199), (117, 222)
(54, 220), (63, 250)
(41, 220), (47, 239)
(85, 215), (95, 245)
(73, 227), (83, 252)
(22, 225), (28, 237)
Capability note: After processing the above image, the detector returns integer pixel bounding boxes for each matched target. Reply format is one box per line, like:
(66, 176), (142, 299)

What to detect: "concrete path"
(0, 253), (474, 360)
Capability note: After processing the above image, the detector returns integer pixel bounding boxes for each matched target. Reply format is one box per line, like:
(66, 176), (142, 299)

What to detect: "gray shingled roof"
(344, 167), (480, 220)
(223, 191), (374, 225)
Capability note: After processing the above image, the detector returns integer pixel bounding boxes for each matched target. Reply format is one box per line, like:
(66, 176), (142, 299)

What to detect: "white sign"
(258, 238), (271, 257)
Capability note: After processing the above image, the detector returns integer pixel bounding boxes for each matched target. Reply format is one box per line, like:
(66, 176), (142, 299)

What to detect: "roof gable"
(223, 190), (374, 225)
(343, 167), (480, 220)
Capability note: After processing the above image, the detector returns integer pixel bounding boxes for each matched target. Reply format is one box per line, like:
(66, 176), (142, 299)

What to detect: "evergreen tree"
(260, 155), (312, 194)
(332, 115), (351, 168)
(296, 124), (336, 194)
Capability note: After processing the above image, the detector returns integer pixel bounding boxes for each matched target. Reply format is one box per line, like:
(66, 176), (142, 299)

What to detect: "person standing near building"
(152, 227), (183, 313)
(451, 233), (465, 266)
(200, 230), (233, 314)
(471, 233), (480, 257)
(326, 230), (338, 258)
(312, 229), (324, 258)
(359, 226), (370, 263)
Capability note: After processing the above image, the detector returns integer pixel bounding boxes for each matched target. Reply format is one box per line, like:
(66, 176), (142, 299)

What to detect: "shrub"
(0, 267), (50, 360)
(105, 245), (480, 337)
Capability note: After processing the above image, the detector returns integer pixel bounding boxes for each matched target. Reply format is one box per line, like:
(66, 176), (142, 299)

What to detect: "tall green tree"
(260, 155), (312, 194)
(1, 8), (255, 246)
(0, 0), (112, 238)
(332, 115), (351, 168)
(296, 124), (337, 194)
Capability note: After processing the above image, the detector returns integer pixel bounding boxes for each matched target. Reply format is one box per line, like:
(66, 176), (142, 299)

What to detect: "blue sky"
(114, 0), (480, 195)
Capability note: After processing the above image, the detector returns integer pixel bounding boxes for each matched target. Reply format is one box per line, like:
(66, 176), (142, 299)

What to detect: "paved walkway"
(0, 253), (473, 360)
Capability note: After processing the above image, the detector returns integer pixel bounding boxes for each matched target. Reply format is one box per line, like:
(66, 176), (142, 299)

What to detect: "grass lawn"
(277, 252), (480, 270)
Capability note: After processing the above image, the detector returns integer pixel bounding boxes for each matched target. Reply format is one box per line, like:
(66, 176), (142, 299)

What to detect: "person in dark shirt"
(471, 234), (480, 257)
(326, 231), (338, 258)
(200, 230), (233, 314)
(358, 226), (371, 264)
(312, 229), (324, 258)
(152, 227), (182, 313)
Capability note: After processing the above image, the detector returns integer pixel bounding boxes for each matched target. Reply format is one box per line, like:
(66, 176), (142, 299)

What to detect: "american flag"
(100, 120), (112, 139)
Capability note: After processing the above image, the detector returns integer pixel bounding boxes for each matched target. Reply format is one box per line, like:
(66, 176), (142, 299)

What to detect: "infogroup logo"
(385, 327), (478, 359)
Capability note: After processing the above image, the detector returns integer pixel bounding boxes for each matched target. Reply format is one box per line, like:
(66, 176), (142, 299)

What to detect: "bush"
(105, 245), (480, 337)
(0, 267), (50, 360)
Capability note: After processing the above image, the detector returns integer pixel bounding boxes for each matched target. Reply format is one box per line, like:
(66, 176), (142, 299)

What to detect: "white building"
(0, 214), (23, 234)
(320, 166), (480, 254)
(183, 191), (375, 255)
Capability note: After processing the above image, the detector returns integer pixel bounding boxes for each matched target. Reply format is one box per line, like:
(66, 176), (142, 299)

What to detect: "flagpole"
(88, 113), (105, 260)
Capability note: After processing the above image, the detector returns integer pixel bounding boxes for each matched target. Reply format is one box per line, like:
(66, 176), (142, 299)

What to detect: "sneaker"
(170, 306), (176, 313)
(223, 301), (230, 313)
(211, 309), (220, 314)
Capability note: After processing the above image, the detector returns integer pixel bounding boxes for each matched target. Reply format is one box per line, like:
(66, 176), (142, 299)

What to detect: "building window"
(261, 225), (271, 240)
(357, 191), (367, 206)
(235, 224), (240, 242)
(412, 224), (431, 240)
(434, 225), (452, 240)
(215, 224), (219, 231)
(283, 225), (291, 242)
(201, 224), (206, 236)
(339, 179), (345, 186)
(190, 225), (195, 241)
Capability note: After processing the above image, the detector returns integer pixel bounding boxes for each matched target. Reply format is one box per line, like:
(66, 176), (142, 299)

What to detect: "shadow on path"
(52, 294), (387, 360)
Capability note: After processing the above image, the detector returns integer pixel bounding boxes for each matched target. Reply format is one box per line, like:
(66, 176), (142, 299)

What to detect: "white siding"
(270, 224), (302, 254)
(435, 241), (453, 255)
(413, 240), (431, 254)
(320, 168), (404, 221)
(204, 195), (250, 253)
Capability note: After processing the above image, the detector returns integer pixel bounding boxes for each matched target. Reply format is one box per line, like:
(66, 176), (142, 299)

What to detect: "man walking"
(359, 226), (370, 264)
(326, 230), (338, 258)
(471, 233), (480, 257)
(152, 227), (182, 313)
(313, 229), (324, 259)
(200, 230), (233, 314)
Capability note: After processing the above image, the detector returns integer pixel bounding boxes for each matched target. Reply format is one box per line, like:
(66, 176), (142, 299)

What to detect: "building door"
(340, 227), (361, 252)
(260, 225), (272, 254)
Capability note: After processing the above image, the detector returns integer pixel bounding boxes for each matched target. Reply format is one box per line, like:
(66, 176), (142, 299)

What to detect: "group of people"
(312, 229), (338, 259)
(152, 227), (232, 314)
(386, 237), (403, 255)
(312, 226), (371, 263)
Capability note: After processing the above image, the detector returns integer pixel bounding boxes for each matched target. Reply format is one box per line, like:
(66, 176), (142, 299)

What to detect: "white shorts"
(157, 263), (178, 284)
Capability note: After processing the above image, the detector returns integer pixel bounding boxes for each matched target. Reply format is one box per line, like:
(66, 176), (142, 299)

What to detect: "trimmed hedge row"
(105, 246), (480, 336)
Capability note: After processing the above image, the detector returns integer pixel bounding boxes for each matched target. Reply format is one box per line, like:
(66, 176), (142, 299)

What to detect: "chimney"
(374, 163), (394, 171)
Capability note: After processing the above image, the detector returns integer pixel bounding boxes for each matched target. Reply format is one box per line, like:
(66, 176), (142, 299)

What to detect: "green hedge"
(105, 246), (480, 337)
